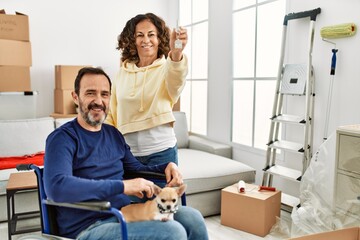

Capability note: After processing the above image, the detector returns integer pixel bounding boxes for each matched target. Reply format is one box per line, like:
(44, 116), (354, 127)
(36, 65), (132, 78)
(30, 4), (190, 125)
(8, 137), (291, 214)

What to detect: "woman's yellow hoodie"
(106, 54), (188, 134)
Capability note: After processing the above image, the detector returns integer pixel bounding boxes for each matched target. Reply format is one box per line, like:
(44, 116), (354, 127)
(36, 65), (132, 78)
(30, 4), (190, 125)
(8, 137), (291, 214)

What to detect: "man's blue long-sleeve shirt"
(44, 119), (167, 238)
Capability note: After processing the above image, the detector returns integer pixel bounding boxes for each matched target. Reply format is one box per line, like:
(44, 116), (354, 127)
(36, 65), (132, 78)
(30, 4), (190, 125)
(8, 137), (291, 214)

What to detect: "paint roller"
(320, 23), (356, 39)
(320, 23), (356, 141)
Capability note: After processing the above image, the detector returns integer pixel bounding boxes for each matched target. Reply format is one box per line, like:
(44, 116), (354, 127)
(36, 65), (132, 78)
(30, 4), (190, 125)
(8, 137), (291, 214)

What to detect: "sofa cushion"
(189, 135), (232, 159)
(0, 117), (55, 157)
(173, 111), (189, 148)
(178, 148), (256, 194)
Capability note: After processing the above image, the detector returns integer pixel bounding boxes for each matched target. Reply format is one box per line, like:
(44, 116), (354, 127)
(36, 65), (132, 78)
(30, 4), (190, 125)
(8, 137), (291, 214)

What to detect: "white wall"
(2, 0), (178, 117)
(207, 0), (360, 197)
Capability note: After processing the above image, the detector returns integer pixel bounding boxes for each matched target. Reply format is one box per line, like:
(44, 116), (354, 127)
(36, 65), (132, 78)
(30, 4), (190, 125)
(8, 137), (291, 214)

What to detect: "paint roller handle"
(330, 49), (338, 75)
(284, 7), (321, 25)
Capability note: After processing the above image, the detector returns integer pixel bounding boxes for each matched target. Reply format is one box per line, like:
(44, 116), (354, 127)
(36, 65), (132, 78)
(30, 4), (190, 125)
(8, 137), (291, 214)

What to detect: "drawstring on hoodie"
(139, 69), (148, 112)
(130, 73), (137, 97)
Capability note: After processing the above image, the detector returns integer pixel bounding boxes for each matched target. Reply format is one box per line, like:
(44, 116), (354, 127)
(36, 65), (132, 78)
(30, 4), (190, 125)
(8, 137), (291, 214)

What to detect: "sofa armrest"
(188, 135), (232, 159)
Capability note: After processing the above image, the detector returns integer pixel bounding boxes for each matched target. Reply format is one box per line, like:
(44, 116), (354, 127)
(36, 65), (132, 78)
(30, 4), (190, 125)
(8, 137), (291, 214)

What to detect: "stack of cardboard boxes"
(52, 65), (90, 118)
(0, 10), (32, 92)
(0, 10), (37, 120)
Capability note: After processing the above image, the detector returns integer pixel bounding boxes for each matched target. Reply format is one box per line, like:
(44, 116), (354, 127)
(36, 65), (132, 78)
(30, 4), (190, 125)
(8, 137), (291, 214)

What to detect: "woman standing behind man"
(106, 13), (188, 166)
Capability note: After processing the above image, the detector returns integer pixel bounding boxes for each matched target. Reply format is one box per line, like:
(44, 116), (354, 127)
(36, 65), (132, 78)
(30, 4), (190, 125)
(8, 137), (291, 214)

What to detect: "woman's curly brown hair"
(117, 13), (170, 63)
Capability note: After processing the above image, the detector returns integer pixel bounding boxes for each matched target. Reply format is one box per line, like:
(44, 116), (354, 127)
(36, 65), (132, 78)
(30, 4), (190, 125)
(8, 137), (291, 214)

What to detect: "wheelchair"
(16, 164), (186, 240)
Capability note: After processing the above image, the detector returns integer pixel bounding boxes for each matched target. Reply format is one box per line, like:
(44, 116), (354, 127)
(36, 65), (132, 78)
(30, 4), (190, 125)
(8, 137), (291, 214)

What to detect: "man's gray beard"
(79, 103), (106, 127)
(83, 111), (106, 127)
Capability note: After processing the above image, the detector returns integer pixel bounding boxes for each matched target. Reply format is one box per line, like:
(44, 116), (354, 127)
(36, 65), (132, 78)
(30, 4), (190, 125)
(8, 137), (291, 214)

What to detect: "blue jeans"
(76, 206), (209, 240)
(135, 145), (178, 166)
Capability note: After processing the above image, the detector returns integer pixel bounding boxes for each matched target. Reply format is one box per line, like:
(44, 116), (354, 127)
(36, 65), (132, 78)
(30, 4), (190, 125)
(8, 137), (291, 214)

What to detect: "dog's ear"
(177, 184), (187, 196)
(153, 185), (162, 196)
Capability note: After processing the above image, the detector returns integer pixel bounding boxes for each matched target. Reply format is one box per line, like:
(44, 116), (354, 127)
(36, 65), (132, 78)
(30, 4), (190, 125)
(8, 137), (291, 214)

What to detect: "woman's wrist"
(169, 51), (183, 62)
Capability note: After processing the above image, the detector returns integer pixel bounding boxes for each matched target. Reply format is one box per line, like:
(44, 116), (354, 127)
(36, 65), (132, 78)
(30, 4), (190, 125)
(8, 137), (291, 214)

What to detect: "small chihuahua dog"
(121, 184), (187, 222)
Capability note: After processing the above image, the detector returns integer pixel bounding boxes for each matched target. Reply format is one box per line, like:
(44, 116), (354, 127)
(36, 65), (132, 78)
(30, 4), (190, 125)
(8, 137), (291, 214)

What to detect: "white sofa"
(0, 112), (256, 221)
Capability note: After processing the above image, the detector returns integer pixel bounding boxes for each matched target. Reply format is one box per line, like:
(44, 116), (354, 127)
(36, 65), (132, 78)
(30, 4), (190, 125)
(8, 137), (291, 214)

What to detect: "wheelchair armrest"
(45, 199), (112, 211)
(44, 199), (127, 237)
(123, 171), (166, 181)
(17, 163), (36, 171)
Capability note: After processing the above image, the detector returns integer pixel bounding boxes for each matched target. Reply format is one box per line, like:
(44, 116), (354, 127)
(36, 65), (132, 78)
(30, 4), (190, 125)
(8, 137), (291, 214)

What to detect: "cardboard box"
(0, 91), (37, 119)
(221, 183), (281, 237)
(0, 39), (32, 66)
(55, 65), (91, 89)
(289, 227), (360, 240)
(54, 89), (77, 114)
(0, 10), (29, 41)
(50, 113), (77, 119)
(0, 66), (31, 91)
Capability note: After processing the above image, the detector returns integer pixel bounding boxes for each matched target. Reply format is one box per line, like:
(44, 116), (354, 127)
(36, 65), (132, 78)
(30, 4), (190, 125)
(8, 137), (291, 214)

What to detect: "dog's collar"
(157, 204), (178, 214)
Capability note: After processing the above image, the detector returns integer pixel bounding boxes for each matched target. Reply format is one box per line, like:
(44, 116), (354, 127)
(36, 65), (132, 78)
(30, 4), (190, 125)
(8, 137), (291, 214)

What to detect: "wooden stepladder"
(262, 8), (321, 212)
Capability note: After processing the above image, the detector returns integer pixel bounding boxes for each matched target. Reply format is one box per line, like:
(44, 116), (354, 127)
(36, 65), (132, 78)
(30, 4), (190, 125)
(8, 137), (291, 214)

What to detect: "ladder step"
(281, 193), (300, 212)
(266, 165), (302, 181)
(272, 114), (305, 125)
(269, 140), (304, 153)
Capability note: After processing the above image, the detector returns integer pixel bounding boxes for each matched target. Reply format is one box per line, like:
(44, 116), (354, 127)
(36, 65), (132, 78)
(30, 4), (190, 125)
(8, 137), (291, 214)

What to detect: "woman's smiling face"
(135, 19), (159, 64)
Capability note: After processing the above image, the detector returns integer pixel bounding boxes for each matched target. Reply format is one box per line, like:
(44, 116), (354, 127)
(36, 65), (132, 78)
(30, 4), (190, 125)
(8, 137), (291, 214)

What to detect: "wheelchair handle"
(16, 164), (36, 171)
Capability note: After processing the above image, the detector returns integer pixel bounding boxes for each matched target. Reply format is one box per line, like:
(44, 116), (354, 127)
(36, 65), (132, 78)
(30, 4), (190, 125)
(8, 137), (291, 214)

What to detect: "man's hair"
(117, 13), (170, 63)
(74, 67), (112, 95)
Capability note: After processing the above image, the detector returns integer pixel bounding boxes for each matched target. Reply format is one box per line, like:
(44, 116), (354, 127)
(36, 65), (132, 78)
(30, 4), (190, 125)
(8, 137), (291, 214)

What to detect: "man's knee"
(159, 221), (187, 240)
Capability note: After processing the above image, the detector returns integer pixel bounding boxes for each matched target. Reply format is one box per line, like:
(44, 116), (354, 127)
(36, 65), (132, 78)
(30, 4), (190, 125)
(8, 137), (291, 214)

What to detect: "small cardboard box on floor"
(221, 183), (281, 237)
(289, 227), (360, 240)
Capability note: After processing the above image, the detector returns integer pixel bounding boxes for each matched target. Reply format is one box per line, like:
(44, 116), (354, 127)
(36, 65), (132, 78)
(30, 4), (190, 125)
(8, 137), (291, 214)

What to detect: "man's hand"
(165, 162), (183, 187)
(123, 178), (155, 198)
